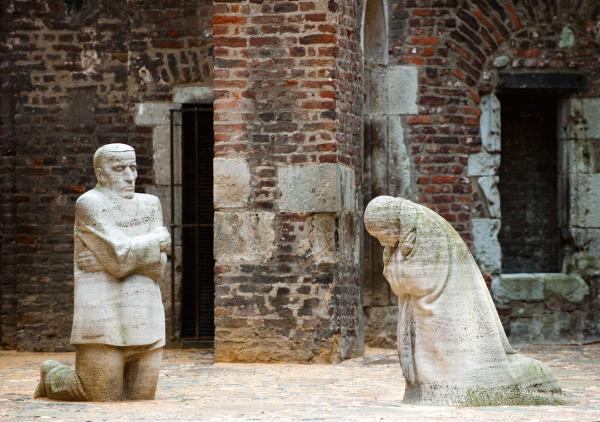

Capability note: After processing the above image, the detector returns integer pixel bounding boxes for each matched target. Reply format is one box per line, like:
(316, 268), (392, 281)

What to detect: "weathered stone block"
(509, 312), (586, 345)
(134, 102), (174, 126)
(468, 152), (500, 176)
(477, 176), (500, 218)
(387, 65), (418, 115)
(364, 67), (387, 115)
(471, 218), (501, 274)
(152, 124), (181, 185)
(298, 214), (337, 264)
(278, 164), (355, 212)
(387, 117), (412, 198)
(544, 273), (588, 303)
(571, 173), (600, 228)
(213, 158), (251, 209)
(480, 94), (501, 153)
(173, 86), (214, 104)
(493, 273), (589, 304)
(493, 274), (545, 302)
(570, 228), (600, 261)
(558, 98), (585, 140)
(214, 212), (275, 263)
(582, 98), (600, 139)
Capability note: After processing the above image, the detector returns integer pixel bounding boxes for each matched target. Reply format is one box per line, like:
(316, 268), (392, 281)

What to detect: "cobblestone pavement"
(1, 344), (600, 421)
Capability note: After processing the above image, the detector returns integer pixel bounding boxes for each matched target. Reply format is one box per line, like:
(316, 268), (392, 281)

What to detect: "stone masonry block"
(570, 228), (600, 261)
(558, 98), (586, 141)
(214, 158), (251, 209)
(214, 212), (275, 263)
(388, 117), (413, 198)
(480, 94), (501, 153)
(583, 98), (600, 139)
(493, 273), (589, 304)
(387, 65), (418, 115)
(571, 173), (600, 228)
(492, 274), (545, 303)
(134, 102), (174, 126)
(298, 214), (337, 264)
(364, 67), (388, 115)
(278, 164), (355, 213)
(152, 124), (181, 185)
(471, 218), (501, 274)
(468, 152), (500, 176)
(173, 86), (214, 104)
(477, 176), (501, 218)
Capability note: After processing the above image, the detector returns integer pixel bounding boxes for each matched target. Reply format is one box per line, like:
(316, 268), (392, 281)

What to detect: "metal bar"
(194, 108), (200, 339)
(169, 109), (176, 342)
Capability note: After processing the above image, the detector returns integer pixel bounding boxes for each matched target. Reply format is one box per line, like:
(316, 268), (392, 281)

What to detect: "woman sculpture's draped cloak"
(371, 197), (561, 405)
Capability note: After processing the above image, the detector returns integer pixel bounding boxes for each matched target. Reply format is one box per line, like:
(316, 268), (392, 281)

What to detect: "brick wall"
(0, 0), (212, 350)
(212, 0), (363, 362)
(389, 0), (600, 245)
(387, 0), (600, 343)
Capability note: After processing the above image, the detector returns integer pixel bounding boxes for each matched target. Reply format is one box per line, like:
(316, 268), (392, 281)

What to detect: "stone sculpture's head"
(93, 143), (137, 199)
(364, 196), (403, 247)
(365, 196), (419, 249)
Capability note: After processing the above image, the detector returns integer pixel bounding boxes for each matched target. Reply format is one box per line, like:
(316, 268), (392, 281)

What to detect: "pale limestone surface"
(213, 158), (251, 208)
(35, 144), (170, 401)
(213, 211), (275, 263)
(364, 196), (564, 406)
(277, 163), (355, 212)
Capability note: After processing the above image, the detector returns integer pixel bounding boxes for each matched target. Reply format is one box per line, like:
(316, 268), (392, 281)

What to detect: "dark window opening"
(180, 104), (214, 346)
(498, 93), (560, 273)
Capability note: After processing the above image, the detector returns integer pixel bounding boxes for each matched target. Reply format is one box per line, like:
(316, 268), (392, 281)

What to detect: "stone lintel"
(173, 86), (214, 104)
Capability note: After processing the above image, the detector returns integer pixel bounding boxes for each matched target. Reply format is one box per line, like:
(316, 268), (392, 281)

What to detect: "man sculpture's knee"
(35, 144), (170, 401)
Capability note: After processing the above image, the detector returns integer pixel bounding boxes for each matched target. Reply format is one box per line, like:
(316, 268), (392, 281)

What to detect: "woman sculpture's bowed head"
(364, 196), (564, 406)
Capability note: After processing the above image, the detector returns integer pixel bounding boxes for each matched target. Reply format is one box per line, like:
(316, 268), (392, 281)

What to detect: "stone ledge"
(493, 273), (589, 304)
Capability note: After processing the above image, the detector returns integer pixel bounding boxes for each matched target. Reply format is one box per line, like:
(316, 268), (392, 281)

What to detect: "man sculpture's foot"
(34, 360), (63, 398)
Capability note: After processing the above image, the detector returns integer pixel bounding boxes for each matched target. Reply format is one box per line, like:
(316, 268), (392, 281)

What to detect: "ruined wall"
(212, 0), (363, 362)
(0, 0), (212, 350)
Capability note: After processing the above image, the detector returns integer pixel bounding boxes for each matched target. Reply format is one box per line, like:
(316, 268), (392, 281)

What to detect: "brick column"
(212, 0), (363, 362)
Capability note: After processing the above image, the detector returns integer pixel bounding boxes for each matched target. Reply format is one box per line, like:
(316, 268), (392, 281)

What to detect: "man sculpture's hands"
(158, 227), (171, 253)
(77, 250), (104, 272)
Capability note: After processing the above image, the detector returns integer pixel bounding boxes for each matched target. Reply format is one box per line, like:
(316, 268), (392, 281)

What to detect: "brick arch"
(447, 0), (600, 92)
(387, 0), (600, 242)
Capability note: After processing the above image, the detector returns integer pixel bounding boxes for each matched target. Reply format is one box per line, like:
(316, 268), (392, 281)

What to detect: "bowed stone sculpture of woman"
(364, 196), (564, 406)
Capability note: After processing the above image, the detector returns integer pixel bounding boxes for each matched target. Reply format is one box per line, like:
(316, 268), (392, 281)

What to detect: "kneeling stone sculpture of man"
(364, 196), (564, 406)
(35, 143), (170, 401)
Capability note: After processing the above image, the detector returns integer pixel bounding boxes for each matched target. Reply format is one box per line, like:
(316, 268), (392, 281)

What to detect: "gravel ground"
(1, 344), (600, 422)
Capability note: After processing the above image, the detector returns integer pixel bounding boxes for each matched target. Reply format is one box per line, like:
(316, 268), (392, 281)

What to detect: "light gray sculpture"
(364, 196), (564, 406)
(35, 143), (170, 401)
